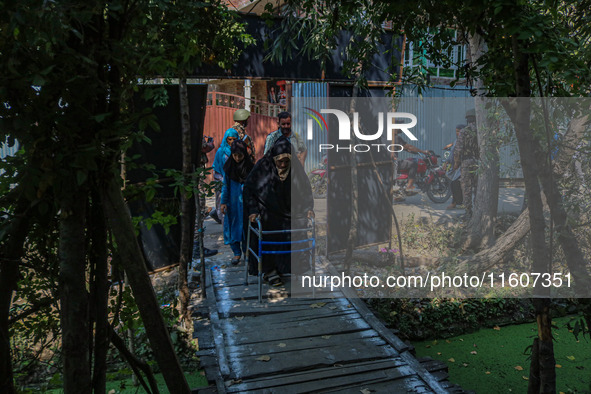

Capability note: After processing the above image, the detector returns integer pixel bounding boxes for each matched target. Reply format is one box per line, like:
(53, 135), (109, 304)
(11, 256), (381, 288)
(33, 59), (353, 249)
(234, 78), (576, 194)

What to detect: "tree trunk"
(101, 175), (190, 394)
(465, 32), (499, 250)
(0, 200), (30, 394)
(58, 185), (91, 394)
(89, 190), (109, 394)
(454, 206), (531, 275)
(178, 77), (195, 324)
(507, 34), (554, 393)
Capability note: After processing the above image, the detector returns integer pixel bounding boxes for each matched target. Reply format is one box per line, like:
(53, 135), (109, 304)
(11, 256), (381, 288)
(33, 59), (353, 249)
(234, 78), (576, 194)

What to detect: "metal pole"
(257, 218), (263, 303)
(244, 223), (251, 286)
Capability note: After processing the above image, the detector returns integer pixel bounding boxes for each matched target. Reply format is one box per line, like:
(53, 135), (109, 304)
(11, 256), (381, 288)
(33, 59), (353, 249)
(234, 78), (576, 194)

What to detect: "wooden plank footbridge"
(191, 258), (465, 393)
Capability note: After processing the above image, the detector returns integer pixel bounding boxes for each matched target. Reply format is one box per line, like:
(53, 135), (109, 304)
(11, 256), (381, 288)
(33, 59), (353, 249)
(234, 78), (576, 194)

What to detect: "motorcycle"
(308, 155), (328, 198)
(395, 150), (452, 204)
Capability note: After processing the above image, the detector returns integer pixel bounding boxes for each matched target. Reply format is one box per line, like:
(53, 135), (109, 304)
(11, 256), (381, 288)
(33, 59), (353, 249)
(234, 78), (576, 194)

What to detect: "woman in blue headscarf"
(212, 128), (239, 224)
(220, 140), (254, 265)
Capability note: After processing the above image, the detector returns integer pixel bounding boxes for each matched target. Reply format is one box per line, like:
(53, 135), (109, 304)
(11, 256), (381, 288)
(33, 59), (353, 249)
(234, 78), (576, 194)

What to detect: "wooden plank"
(223, 307), (358, 330)
(323, 258), (447, 393)
(192, 317), (215, 350)
(216, 298), (340, 317)
(229, 340), (399, 379)
(204, 267), (231, 393)
(225, 359), (406, 392)
(245, 364), (419, 394)
(225, 330), (383, 358)
(215, 285), (289, 301)
(319, 374), (435, 394)
(221, 315), (372, 345)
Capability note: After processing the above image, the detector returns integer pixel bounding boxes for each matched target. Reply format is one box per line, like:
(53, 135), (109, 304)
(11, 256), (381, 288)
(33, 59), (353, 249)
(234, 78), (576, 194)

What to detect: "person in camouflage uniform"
(453, 109), (479, 217)
(231, 109), (256, 162)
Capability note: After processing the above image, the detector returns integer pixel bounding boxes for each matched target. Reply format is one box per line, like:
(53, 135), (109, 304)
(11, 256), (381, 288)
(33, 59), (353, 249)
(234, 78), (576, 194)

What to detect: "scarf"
(223, 140), (254, 184)
(273, 152), (291, 182)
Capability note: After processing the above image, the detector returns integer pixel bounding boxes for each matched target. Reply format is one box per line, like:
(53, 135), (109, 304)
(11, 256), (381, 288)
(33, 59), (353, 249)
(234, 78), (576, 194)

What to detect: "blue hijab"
(213, 128), (239, 174)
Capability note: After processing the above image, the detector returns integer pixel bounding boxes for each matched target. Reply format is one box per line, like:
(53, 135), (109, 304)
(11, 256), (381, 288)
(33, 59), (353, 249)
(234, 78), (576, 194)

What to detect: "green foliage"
(0, 0), (252, 391)
(368, 297), (535, 340)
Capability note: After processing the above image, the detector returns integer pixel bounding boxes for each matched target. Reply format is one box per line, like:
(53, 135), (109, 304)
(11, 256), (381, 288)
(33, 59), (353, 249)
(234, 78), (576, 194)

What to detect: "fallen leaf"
(514, 366), (523, 371)
(329, 306), (337, 310)
(448, 358), (455, 363)
(235, 316), (244, 321)
(108, 390), (116, 394)
(346, 304), (352, 307)
(310, 302), (327, 309)
(322, 335), (332, 339)
(432, 340), (438, 345)
(555, 364), (562, 368)
(437, 352), (442, 356)
(360, 389), (371, 394)
(425, 345), (431, 348)
(233, 330), (240, 334)
(200, 371), (205, 376)
(567, 355), (576, 361)
(277, 343), (286, 348)
(462, 363), (469, 367)
(473, 343), (478, 347)
(493, 326), (501, 330)
(446, 340), (451, 343)
(470, 351), (477, 355)
(256, 355), (271, 362)
(485, 371), (491, 375)
(459, 338), (464, 341)
(522, 376), (529, 381)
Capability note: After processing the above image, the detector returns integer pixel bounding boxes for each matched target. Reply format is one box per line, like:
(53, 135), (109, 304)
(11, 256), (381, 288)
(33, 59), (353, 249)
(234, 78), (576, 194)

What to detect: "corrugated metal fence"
(292, 82), (329, 173)
(397, 86), (521, 178)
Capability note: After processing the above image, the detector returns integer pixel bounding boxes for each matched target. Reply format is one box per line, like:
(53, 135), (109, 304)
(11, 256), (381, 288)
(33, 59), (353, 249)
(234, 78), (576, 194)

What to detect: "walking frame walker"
(244, 217), (316, 303)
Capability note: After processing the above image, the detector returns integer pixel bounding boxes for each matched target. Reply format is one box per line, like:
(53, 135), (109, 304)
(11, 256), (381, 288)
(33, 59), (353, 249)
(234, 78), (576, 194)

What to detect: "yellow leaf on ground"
(567, 355), (576, 361)
(437, 352), (442, 356)
(485, 371), (491, 375)
(514, 366), (524, 371)
(277, 343), (286, 348)
(463, 363), (469, 367)
(256, 355), (271, 362)
(556, 364), (562, 368)
(471, 351), (477, 355)
(329, 306), (337, 310)
(522, 376), (529, 381)
(446, 340), (451, 343)
(493, 326), (501, 330)
(448, 358), (455, 363)
(322, 335), (332, 339)
(310, 302), (327, 308)
(360, 389), (371, 394)
(235, 316), (244, 321)
(432, 340), (438, 345)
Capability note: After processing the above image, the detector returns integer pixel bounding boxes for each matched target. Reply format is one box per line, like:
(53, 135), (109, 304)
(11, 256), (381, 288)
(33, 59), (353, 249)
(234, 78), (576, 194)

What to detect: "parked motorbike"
(395, 150), (452, 203)
(308, 155), (328, 198)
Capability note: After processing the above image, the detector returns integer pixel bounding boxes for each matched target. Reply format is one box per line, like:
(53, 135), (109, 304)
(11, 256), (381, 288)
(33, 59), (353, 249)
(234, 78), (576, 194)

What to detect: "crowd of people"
(200, 108), (478, 285)
(205, 110), (313, 287)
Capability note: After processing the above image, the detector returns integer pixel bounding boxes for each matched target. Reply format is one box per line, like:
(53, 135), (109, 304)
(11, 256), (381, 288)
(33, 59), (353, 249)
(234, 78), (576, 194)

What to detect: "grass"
(41, 371), (208, 393)
(413, 316), (591, 393)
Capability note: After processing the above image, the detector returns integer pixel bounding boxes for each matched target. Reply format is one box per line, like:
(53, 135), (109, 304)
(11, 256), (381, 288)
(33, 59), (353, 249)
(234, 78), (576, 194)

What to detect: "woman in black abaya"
(243, 136), (314, 286)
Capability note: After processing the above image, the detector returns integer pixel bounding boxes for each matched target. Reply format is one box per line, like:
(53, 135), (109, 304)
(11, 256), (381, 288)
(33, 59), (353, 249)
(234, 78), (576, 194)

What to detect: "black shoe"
(210, 210), (222, 224)
(203, 247), (218, 257)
